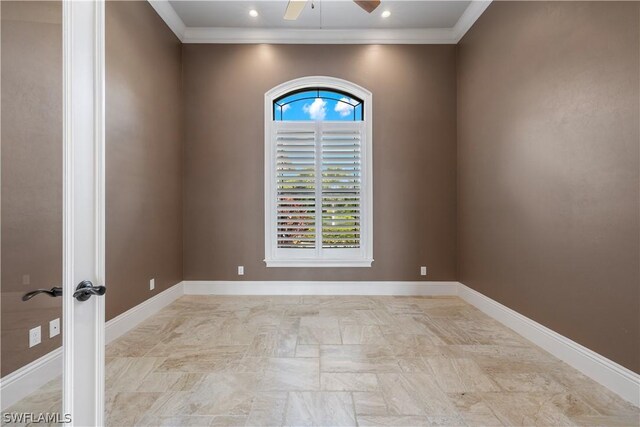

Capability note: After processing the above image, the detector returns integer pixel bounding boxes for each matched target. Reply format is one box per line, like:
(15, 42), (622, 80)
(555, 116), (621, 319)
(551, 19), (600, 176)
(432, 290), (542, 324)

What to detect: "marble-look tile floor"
(4, 296), (639, 426)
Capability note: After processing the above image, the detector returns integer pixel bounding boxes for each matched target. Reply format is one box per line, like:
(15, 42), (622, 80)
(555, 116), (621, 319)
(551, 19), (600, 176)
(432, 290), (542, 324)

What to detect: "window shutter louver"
(275, 128), (317, 249)
(321, 127), (362, 249)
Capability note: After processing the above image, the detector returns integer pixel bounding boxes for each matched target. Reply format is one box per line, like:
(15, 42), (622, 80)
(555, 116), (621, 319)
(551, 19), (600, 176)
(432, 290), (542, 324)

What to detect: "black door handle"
(22, 287), (63, 301)
(73, 280), (106, 302)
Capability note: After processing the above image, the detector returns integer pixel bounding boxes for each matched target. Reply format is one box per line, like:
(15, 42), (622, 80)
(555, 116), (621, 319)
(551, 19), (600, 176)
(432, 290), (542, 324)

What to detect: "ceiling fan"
(284, 0), (381, 20)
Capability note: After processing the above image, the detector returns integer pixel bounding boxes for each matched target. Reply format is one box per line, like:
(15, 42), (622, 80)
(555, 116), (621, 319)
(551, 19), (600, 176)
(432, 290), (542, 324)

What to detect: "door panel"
(1, 0), (63, 415)
(1, 1), (105, 424)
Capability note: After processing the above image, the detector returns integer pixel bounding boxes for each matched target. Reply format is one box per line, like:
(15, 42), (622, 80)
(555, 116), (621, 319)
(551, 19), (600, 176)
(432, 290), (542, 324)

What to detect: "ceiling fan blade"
(354, 0), (381, 13)
(284, 0), (308, 20)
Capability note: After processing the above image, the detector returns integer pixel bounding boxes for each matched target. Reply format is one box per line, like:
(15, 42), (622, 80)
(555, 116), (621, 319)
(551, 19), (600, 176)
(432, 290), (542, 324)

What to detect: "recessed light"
(381, 10), (391, 18)
(249, 9), (259, 18)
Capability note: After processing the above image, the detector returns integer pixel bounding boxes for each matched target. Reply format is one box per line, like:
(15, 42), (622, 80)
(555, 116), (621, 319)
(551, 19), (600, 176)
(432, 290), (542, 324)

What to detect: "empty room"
(1, 0), (639, 425)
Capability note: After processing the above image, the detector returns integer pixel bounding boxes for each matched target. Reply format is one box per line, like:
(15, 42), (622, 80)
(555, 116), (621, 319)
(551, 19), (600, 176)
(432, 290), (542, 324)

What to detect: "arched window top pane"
(273, 87), (364, 121)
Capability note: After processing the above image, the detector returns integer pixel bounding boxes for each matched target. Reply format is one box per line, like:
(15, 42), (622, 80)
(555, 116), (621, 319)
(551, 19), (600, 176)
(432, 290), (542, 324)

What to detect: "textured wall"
(105, 1), (183, 320)
(457, 1), (640, 372)
(182, 44), (458, 282)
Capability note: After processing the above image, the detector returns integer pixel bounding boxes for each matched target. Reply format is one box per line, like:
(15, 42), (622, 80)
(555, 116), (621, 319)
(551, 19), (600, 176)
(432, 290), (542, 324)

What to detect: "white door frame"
(63, 0), (105, 425)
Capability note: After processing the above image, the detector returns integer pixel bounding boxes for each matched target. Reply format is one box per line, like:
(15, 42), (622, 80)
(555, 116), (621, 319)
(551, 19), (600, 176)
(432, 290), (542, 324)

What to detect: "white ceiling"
(149, 0), (491, 43)
(169, 1), (471, 30)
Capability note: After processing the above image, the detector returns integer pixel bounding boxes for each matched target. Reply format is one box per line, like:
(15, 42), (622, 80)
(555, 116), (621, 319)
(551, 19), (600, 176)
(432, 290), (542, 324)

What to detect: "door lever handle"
(22, 287), (63, 301)
(73, 280), (106, 302)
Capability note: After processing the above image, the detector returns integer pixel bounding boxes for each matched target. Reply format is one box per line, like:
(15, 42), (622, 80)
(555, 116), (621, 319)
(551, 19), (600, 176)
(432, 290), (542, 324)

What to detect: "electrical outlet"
(237, 266), (244, 276)
(420, 266), (427, 276)
(29, 326), (41, 348)
(150, 278), (155, 291)
(49, 318), (60, 338)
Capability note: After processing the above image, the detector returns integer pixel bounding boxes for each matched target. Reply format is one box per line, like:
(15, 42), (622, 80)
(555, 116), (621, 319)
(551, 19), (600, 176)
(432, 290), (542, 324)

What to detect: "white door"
(0, 0), (105, 425)
(63, 0), (106, 425)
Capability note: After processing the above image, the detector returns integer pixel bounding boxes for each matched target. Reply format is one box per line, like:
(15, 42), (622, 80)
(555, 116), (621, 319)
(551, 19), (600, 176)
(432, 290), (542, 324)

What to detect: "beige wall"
(457, 1), (640, 373)
(182, 44), (458, 281)
(1, 1), (63, 378)
(106, 1), (183, 320)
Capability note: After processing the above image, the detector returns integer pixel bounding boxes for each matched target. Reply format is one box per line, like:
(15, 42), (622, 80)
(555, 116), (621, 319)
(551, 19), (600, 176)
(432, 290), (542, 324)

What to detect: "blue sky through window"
(274, 89), (363, 121)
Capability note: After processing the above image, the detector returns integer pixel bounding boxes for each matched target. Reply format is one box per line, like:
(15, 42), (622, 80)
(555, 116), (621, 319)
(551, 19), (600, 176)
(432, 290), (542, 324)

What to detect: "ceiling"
(169, 1), (471, 29)
(149, 0), (492, 43)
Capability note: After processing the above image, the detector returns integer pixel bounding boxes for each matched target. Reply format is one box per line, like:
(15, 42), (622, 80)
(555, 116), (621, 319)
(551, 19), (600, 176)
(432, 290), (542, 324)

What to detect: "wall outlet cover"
(420, 266), (427, 276)
(29, 326), (41, 348)
(49, 318), (60, 338)
(238, 266), (244, 276)
(150, 278), (155, 290)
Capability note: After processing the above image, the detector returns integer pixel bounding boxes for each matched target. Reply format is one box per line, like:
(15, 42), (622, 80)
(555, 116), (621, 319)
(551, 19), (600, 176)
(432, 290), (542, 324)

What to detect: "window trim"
(264, 76), (373, 268)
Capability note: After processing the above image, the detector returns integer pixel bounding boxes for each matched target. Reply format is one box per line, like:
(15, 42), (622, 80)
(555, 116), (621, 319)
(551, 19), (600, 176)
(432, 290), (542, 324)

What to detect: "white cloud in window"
(303, 98), (326, 120)
(281, 104), (290, 113)
(335, 97), (355, 117)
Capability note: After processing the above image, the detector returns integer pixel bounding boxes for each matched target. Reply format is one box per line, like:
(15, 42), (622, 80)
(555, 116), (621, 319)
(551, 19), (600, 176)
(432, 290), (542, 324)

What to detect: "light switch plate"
(150, 278), (155, 290)
(238, 266), (244, 276)
(420, 266), (427, 276)
(29, 326), (41, 348)
(49, 318), (60, 338)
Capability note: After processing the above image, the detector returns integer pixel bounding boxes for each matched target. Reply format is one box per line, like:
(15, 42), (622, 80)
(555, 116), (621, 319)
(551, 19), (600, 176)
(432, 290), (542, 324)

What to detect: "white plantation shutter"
(321, 125), (362, 249)
(269, 121), (368, 265)
(275, 127), (316, 250)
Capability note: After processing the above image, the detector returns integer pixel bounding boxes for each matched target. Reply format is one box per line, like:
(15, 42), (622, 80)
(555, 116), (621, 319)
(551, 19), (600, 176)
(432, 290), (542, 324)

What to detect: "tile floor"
(4, 296), (639, 426)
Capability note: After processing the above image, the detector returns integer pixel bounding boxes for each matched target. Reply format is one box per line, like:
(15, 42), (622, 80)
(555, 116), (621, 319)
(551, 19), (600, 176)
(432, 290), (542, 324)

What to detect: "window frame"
(264, 76), (373, 268)
(273, 88), (364, 121)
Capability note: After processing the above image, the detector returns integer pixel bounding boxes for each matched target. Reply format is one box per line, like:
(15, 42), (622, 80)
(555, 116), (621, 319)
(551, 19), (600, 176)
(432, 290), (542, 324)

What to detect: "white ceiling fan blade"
(284, 0), (308, 20)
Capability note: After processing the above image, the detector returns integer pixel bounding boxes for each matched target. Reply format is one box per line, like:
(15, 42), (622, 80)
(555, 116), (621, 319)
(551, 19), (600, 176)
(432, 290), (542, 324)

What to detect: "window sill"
(264, 259), (373, 268)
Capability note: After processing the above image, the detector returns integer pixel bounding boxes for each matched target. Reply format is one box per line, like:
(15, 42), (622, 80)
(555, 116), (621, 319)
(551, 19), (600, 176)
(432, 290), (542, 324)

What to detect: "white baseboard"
(457, 283), (640, 407)
(1, 282), (184, 410)
(2, 280), (637, 410)
(105, 282), (184, 344)
(0, 347), (63, 411)
(182, 280), (459, 296)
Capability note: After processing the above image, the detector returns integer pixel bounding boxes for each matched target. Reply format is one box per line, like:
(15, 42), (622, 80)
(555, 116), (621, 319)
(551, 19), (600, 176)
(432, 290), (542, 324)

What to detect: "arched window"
(264, 77), (373, 267)
(273, 88), (364, 121)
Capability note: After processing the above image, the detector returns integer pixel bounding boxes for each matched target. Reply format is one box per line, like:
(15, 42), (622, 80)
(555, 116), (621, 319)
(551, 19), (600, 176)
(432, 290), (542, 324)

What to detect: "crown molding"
(147, 0), (491, 44)
(183, 26), (458, 44)
(452, 0), (492, 42)
(148, 0), (186, 41)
